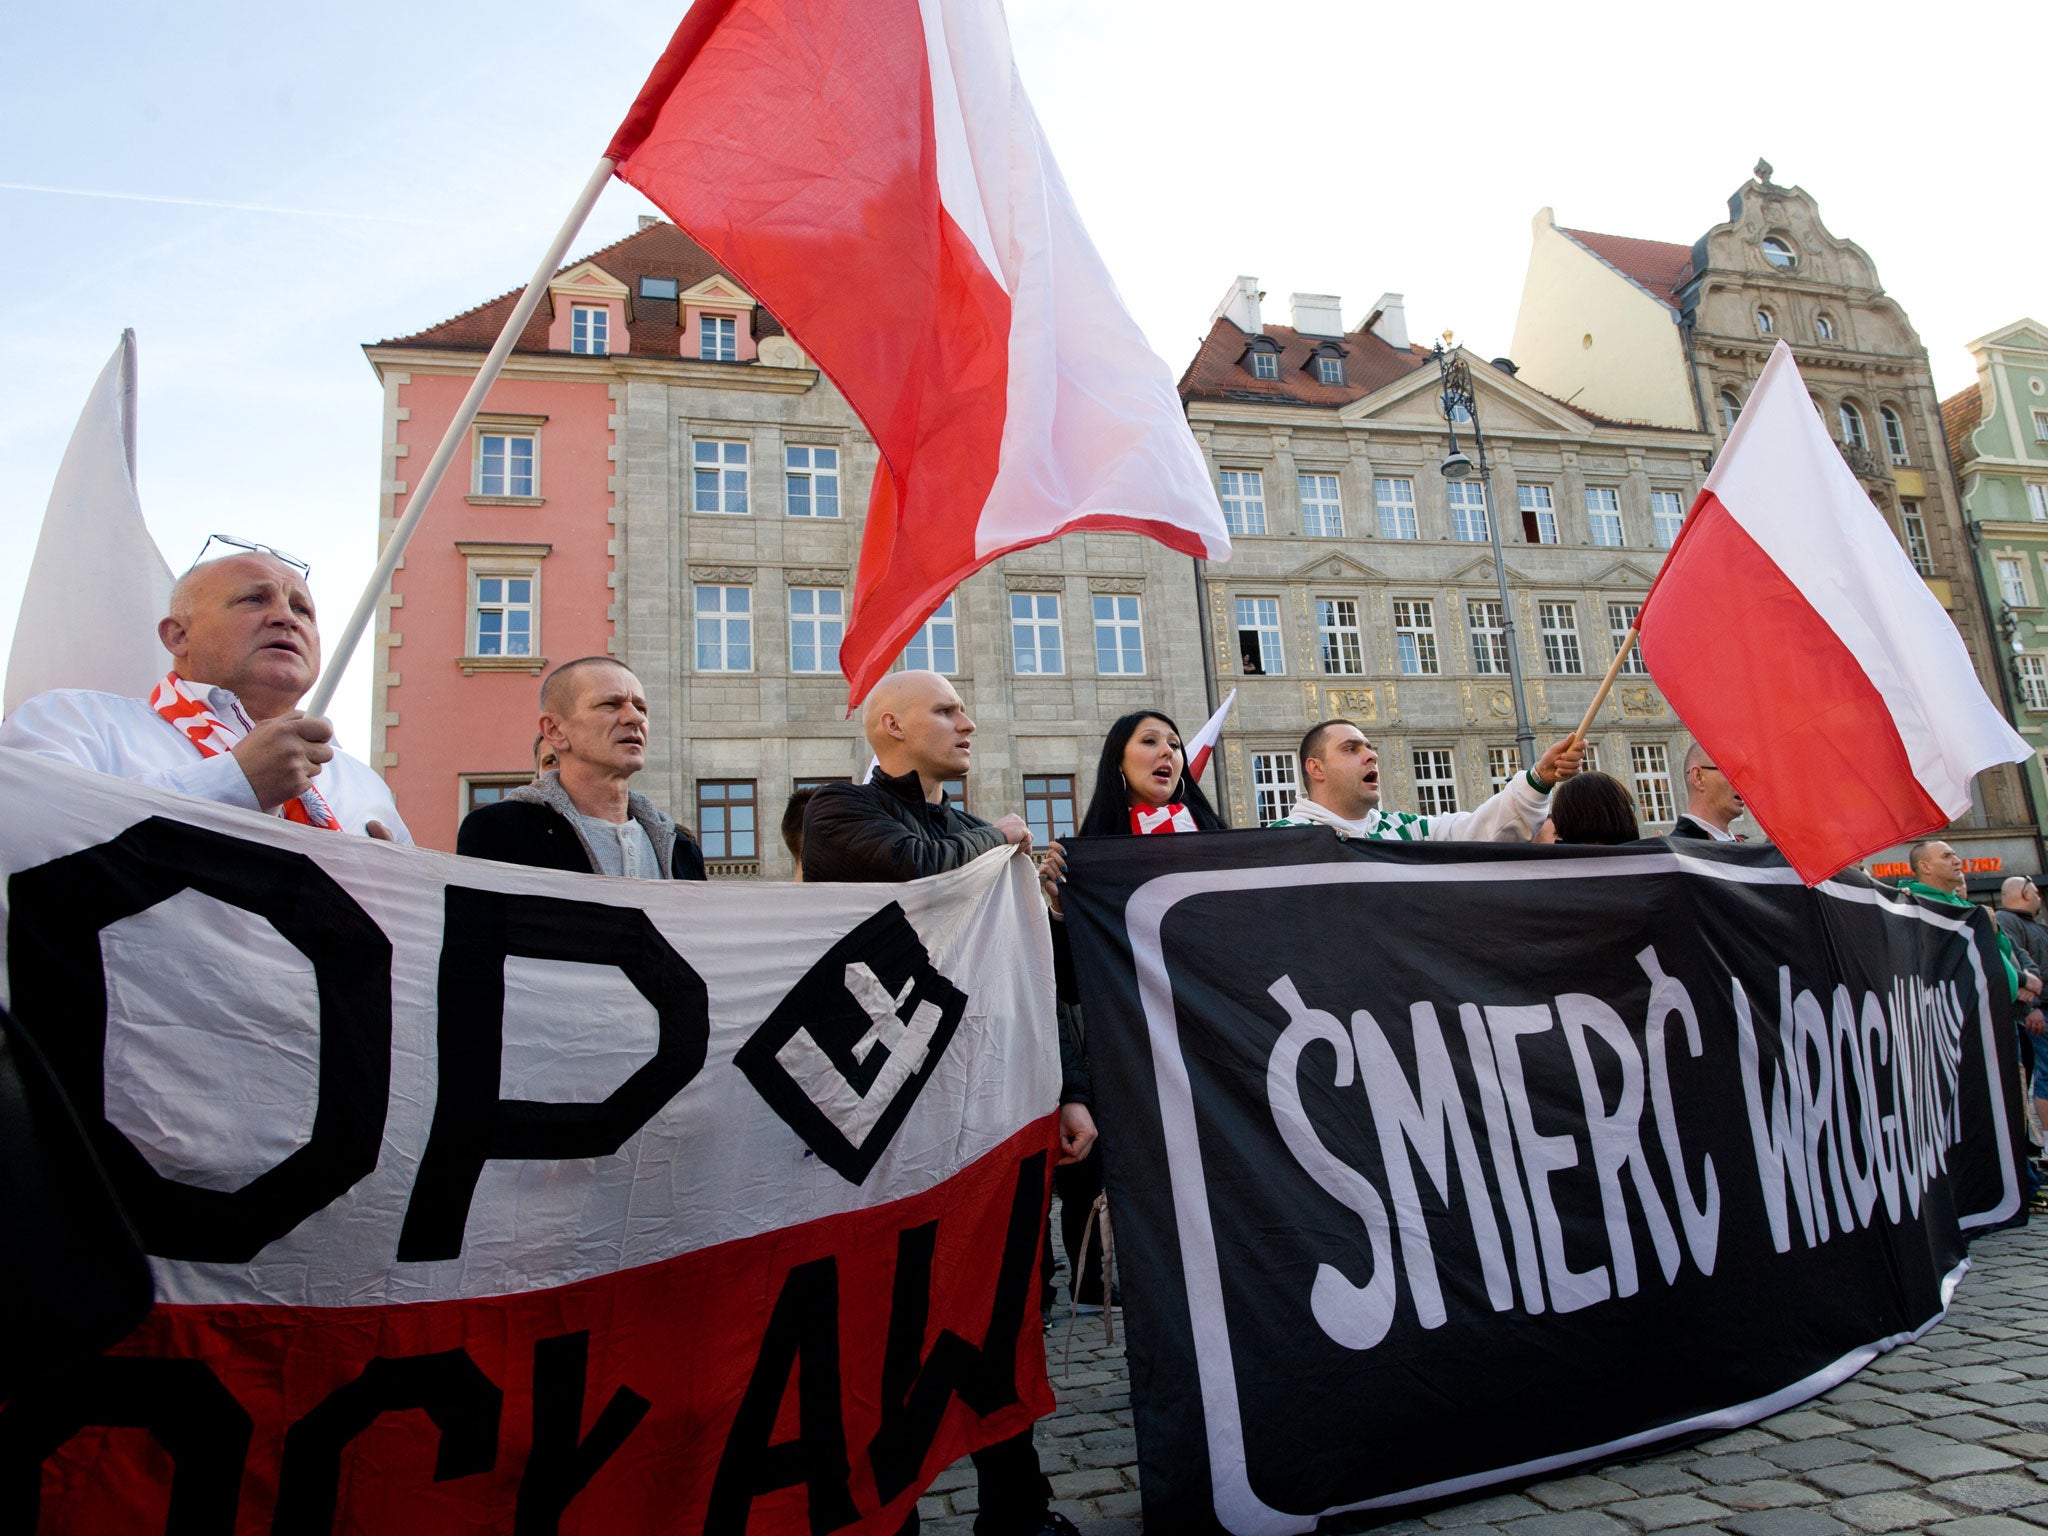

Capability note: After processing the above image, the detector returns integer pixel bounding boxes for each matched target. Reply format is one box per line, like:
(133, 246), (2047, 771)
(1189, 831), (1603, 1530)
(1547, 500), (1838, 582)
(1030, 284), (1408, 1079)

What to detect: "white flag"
(4, 331), (174, 716)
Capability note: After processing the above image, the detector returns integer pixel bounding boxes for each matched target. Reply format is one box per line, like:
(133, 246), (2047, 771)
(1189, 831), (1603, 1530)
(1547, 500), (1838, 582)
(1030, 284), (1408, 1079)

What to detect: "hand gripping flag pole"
(302, 157), (617, 720)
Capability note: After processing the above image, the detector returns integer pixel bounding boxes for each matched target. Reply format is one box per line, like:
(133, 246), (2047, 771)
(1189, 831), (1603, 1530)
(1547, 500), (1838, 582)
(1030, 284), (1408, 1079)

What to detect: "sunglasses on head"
(188, 534), (311, 580)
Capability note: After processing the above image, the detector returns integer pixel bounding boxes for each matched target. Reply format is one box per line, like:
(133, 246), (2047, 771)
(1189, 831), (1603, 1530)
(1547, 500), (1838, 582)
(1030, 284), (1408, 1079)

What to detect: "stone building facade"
(366, 220), (1209, 865)
(1178, 282), (1712, 833)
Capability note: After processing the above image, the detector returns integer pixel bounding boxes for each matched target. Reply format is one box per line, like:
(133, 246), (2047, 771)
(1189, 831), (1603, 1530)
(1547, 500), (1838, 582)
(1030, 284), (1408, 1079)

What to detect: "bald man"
(0, 551), (408, 840)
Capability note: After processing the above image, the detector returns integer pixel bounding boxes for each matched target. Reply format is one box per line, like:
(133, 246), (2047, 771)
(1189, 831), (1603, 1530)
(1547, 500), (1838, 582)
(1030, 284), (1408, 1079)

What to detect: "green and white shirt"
(1270, 770), (1552, 843)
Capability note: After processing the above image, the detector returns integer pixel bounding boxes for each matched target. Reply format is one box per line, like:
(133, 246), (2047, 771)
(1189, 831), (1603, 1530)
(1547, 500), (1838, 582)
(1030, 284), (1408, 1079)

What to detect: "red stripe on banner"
(1638, 492), (1946, 883)
(25, 1120), (1059, 1536)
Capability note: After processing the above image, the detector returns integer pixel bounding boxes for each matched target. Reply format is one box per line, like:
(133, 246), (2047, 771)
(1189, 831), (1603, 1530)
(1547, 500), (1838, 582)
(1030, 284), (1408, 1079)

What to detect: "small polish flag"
(1185, 689), (1236, 785)
(1638, 340), (2028, 885)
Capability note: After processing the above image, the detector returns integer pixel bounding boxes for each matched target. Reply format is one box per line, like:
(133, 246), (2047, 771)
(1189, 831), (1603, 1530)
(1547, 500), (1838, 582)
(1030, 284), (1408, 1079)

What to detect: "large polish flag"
(1639, 340), (2029, 884)
(605, 0), (1232, 705)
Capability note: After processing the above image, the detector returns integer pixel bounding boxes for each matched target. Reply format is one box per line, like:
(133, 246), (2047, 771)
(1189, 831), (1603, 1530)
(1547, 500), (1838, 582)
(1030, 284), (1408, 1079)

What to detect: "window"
(1252, 752), (1300, 826)
(1518, 484), (1559, 544)
(1251, 351), (1279, 380)
(2029, 485), (2048, 522)
(1719, 392), (1741, 434)
(697, 780), (758, 861)
(1651, 491), (1685, 549)
(788, 587), (844, 674)
(1839, 402), (1868, 451)
(473, 574), (535, 657)
(1313, 354), (1345, 386)
(1299, 473), (1344, 538)
(1318, 598), (1365, 675)
(693, 440), (750, 514)
(1011, 592), (1064, 674)
(1392, 599), (1440, 675)
(1608, 602), (1647, 675)
(1999, 557), (2031, 607)
(1468, 599), (1509, 674)
(903, 597), (957, 673)
(570, 305), (608, 355)
(794, 776), (852, 792)
(462, 776), (528, 815)
(1540, 602), (1583, 674)
(1756, 308), (1775, 335)
(1579, 740), (1601, 774)
(695, 585), (752, 671)
(1093, 594), (1145, 675)
(1220, 470), (1268, 536)
(478, 433), (536, 497)
(1412, 749), (1459, 816)
(785, 445), (840, 517)
(1023, 775), (1076, 846)
(1901, 502), (1934, 575)
(1586, 487), (1623, 547)
(1878, 405), (1908, 464)
(700, 314), (738, 361)
(1631, 744), (1675, 824)
(1487, 746), (1518, 797)
(2021, 657), (2048, 712)
(1761, 236), (1796, 268)
(1448, 481), (1489, 542)
(1816, 314), (1835, 342)
(1237, 597), (1283, 675)
(2034, 410), (2048, 443)
(638, 276), (679, 301)
(1375, 477), (1419, 539)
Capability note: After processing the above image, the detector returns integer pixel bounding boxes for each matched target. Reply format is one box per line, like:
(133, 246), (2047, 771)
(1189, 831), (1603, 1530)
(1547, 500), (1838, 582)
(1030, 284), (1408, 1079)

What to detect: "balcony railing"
(705, 859), (760, 879)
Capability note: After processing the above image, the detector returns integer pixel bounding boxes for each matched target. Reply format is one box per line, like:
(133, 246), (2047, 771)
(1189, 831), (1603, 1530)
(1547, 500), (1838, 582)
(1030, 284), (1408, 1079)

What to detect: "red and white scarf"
(1131, 803), (1198, 835)
(150, 672), (340, 831)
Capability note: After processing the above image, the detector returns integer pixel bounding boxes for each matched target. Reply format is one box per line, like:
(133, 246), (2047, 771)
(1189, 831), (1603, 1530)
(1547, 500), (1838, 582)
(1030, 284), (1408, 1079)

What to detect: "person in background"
(780, 785), (820, 879)
(1671, 741), (1746, 841)
(1996, 876), (2048, 1195)
(1271, 720), (1580, 841)
(1547, 772), (1641, 846)
(533, 733), (558, 777)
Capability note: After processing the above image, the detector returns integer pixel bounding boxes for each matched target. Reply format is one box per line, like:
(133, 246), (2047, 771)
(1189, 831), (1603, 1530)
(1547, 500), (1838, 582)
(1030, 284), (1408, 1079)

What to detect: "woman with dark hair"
(1074, 710), (1229, 837)
(1547, 771), (1640, 846)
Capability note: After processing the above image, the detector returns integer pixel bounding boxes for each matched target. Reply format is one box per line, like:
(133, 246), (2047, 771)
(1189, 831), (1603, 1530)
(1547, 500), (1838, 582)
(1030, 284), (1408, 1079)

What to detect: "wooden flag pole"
(303, 155), (618, 720)
(1567, 624), (1640, 748)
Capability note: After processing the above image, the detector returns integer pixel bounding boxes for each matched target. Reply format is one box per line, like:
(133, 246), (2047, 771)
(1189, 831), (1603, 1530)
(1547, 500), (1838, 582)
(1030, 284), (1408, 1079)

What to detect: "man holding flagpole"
(1273, 720), (1581, 841)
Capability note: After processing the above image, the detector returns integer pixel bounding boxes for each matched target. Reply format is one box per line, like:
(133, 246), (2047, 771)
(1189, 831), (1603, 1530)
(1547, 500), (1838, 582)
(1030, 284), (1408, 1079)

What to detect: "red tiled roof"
(1940, 384), (1984, 465)
(1177, 317), (1432, 407)
(1559, 227), (1694, 308)
(375, 221), (782, 354)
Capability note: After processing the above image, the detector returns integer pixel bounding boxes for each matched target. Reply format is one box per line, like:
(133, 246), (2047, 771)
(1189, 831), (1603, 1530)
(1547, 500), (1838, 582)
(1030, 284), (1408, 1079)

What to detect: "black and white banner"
(1064, 830), (2025, 1536)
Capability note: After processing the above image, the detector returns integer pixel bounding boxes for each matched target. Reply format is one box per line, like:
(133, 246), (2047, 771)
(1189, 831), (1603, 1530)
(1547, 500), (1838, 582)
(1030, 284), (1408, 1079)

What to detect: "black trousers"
(896, 1428), (1051, 1535)
(1053, 1151), (1106, 1306)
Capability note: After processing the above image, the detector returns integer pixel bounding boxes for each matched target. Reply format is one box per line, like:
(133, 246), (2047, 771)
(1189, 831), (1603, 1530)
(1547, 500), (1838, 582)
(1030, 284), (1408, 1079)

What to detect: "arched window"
(1761, 236), (1797, 269)
(1756, 308), (1775, 335)
(1815, 314), (1835, 341)
(1839, 401), (1868, 451)
(1720, 391), (1741, 433)
(1880, 405), (1909, 464)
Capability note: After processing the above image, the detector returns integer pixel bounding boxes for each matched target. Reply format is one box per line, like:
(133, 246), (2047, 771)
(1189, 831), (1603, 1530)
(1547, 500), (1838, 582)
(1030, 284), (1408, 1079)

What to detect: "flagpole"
(303, 155), (618, 719)
(1567, 624), (1640, 747)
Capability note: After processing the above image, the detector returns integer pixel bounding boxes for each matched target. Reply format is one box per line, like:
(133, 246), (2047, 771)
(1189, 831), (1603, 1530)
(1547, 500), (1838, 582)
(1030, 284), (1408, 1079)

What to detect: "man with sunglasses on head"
(0, 540), (409, 841)
(1671, 740), (1745, 841)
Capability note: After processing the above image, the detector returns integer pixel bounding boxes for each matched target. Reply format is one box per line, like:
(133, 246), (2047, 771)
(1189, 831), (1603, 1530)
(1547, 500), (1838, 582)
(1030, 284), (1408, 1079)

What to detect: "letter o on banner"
(5, 817), (393, 1262)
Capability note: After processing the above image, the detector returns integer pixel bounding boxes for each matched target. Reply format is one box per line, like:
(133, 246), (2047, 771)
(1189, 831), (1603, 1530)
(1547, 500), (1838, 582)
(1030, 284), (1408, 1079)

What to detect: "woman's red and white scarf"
(1130, 803), (1198, 835)
(149, 672), (340, 830)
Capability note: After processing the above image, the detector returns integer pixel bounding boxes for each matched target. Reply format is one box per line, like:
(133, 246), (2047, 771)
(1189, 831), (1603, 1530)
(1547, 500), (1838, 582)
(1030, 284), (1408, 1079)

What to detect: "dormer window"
(1312, 352), (1345, 386)
(1761, 236), (1797, 268)
(570, 305), (608, 355)
(701, 314), (738, 361)
(639, 276), (679, 301)
(1242, 336), (1282, 380)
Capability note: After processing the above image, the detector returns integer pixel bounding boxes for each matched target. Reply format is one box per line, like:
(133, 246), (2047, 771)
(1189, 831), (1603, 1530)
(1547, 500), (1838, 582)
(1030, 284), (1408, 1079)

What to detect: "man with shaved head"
(1671, 740), (1746, 841)
(0, 547), (408, 840)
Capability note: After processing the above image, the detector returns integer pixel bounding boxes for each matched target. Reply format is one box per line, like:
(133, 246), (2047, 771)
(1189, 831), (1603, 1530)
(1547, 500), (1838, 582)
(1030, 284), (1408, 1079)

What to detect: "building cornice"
(362, 345), (820, 395)
(1183, 400), (1709, 452)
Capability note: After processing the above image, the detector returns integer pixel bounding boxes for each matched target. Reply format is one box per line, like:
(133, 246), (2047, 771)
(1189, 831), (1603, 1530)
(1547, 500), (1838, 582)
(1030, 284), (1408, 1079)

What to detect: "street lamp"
(1435, 337), (1537, 767)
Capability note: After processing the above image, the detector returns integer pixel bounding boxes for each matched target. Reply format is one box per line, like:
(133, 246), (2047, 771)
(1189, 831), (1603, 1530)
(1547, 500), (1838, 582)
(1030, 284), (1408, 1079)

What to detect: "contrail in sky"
(0, 181), (458, 227)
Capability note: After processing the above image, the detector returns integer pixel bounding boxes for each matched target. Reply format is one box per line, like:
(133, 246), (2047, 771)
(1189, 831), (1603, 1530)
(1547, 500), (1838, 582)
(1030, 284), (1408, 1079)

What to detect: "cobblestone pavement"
(917, 1203), (2048, 1535)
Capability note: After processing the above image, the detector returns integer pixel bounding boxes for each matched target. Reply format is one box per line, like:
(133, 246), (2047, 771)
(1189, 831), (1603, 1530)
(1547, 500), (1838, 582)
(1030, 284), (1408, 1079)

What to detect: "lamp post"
(1435, 338), (1537, 767)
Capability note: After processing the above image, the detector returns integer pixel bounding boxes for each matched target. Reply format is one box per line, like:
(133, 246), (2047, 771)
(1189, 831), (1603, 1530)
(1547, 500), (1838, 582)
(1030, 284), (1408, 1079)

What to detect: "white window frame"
(469, 566), (539, 659)
(1299, 472), (1345, 538)
(1839, 402), (1869, 451)
(1632, 743), (1676, 824)
(1816, 314), (1835, 341)
(2034, 409), (2048, 444)
(1467, 599), (1509, 675)
(695, 584), (753, 672)
(1579, 740), (1601, 774)
(1237, 597), (1284, 676)
(1375, 477), (1419, 539)
(1252, 751), (1300, 826)
(1487, 746), (1518, 797)
(1317, 597), (1366, 675)
(1880, 406), (1909, 465)
(1999, 557), (2032, 608)
(570, 304), (609, 355)
(1220, 470), (1268, 536)
(1448, 481), (1489, 542)
(1010, 592), (1065, 675)
(1650, 491), (1685, 550)
(1761, 236), (1796, 269)
(693, 439), (750, 515)
(1411, 748), (1459, 817)
(784, 444), (841, 518)
(1586, 486), (1624, 547)
(1719, 392), (1741, 433)
(902, 596), (958, 674)
(788, 586), (845, 674)
(1608, 602), (1647, 676)
(1251, 350), (1279, 380)
(1313, 354), (1344, 386)
(1392, 598), (1440, 676)
(2020, 656), (2048, 712)
(1901, 502), (1934, 575)
(1540, 601), (1583, 675)
(1518, 483), (1559, 544)
(1093, 593), (1145, 675)
(476, 430), (537, 498)
(700, 313), (738, 361)
(2028, 484), (2048, 522)
(1756, 308), (1775, 335)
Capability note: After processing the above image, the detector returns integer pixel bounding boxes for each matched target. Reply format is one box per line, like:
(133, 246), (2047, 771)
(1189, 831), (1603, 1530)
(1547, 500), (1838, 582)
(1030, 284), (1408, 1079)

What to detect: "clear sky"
(5, 0), (2044, 750)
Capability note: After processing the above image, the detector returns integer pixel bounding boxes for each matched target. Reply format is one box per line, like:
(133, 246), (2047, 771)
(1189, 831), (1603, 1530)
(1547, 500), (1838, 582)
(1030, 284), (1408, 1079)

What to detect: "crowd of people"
(6, 547), (2042, 1536)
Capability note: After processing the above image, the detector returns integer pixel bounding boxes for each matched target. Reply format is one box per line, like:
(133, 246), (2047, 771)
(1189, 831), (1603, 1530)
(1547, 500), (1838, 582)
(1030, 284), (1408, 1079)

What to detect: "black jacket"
(1668, 815), (1729, 841)
(800, 767), (1088, 1104)
(457, 774), (707, 880)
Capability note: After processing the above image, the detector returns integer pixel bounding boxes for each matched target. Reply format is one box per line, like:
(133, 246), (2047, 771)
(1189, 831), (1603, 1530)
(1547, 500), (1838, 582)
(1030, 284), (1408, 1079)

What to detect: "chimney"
(1210, 275), (1264, 335)
(1364, 292), (1408, 351)
(637, 214), (660, 231)
(1289, 293), (1343, 338)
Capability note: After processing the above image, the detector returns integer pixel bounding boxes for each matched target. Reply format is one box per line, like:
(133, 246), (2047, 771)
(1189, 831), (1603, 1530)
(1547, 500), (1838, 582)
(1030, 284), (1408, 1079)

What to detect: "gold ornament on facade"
(1326, 688), (1378, 723)
(1618, 685), (1665, 718)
